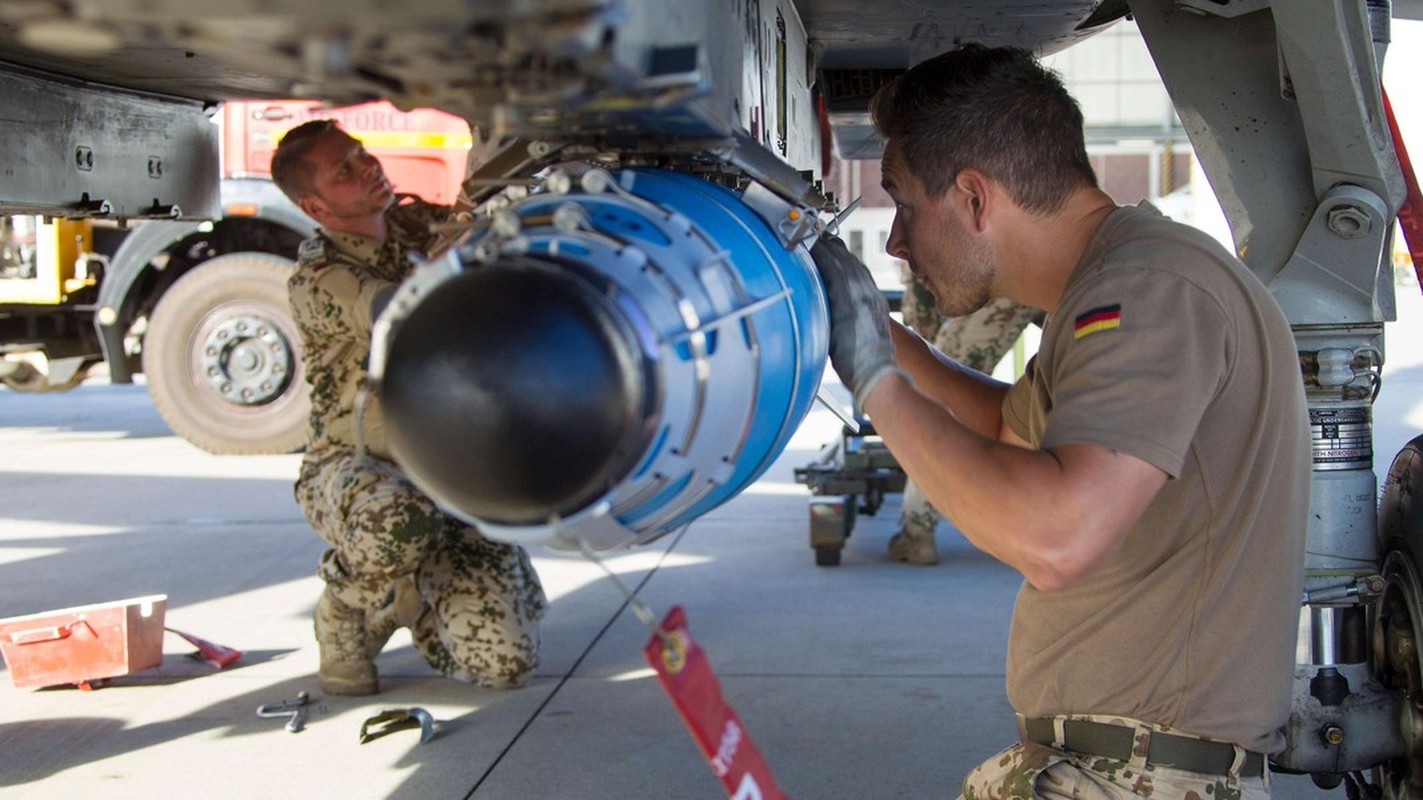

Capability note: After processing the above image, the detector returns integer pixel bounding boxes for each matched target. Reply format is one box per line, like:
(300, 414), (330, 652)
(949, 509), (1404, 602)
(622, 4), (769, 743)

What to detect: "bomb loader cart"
(794, 416), (906, 567)
(793, 283), (907, 566)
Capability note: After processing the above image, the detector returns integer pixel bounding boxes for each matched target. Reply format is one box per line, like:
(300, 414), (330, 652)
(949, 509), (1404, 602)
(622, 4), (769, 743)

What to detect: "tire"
(142, 252), (309, 454)
(1377, 434), (1423, 798)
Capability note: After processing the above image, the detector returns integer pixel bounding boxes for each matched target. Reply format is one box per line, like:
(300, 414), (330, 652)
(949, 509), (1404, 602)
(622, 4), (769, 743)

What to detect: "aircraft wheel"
(1376, 550), (1423, 798)
(1375, 434), (1423, 798)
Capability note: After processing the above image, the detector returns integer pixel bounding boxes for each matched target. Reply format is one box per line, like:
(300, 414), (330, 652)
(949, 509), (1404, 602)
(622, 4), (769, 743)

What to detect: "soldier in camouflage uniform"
(893, 269), (1037, 564)
(272, 120), (546, 696)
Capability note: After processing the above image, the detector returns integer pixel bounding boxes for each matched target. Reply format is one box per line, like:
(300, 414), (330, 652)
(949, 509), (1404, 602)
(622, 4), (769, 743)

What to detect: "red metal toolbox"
(0, 595), (167, 689)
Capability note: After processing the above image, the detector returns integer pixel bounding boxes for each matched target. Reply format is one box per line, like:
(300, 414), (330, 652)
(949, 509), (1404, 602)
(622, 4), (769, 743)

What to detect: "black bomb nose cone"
(381, 259), (654, 525)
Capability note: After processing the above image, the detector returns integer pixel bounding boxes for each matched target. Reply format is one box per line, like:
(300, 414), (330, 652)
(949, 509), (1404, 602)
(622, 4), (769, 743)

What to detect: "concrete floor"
(5, 284), (1423, 797)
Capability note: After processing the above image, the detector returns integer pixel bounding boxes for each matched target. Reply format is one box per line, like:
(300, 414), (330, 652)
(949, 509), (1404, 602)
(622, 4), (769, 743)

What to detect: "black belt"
(1023, 718), (1264, 778)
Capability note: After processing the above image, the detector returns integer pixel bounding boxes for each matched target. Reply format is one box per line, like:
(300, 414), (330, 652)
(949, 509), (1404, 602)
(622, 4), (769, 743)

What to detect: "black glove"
(810, 234), (902, 407)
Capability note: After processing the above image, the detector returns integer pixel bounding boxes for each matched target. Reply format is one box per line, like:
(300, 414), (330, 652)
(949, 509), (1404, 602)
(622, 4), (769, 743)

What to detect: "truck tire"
(143, 252), (310, 454)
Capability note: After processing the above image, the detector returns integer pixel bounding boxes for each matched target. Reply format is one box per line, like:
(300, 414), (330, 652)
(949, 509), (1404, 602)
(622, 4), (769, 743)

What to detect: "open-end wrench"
(256, 691), (310, 733)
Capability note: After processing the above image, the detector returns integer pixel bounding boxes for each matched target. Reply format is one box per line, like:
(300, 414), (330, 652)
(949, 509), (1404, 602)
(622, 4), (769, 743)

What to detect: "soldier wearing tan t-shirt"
(809, 45), (1308, 800)
(272, 120), (546, 697)
(999, 202), (1307, 759)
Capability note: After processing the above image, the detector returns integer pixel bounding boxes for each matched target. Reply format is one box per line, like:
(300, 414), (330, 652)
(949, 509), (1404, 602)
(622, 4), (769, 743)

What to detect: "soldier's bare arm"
(889, 321), (1010, 441)
(863, 373), (1168, 592)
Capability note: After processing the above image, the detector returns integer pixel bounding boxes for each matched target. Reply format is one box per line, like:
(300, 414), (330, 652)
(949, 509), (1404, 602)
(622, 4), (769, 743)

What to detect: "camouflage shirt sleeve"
(388, 195), (452, 256)
(287, 199), (451, 457)
(287, 233), (401, 455)
(289, 232), (406, 344)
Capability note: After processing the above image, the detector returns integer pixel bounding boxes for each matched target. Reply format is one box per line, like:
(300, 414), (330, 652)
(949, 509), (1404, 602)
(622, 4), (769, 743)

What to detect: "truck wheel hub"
(200, 313), (292, 405)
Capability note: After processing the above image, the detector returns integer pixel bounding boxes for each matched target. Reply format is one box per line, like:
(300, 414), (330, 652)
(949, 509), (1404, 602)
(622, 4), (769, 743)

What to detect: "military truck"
(0, 100), (469, 454)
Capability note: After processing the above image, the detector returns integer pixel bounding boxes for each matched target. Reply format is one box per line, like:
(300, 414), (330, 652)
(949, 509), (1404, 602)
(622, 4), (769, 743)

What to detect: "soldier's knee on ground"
(409, 533), (546, 687)
(478, 657), (537, 689)
(412, 604), (541, 689)
(434, 654), (536, 690)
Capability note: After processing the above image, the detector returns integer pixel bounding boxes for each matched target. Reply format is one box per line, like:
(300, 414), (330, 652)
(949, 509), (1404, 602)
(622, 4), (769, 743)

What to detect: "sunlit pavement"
(2, 284), (1422, 798)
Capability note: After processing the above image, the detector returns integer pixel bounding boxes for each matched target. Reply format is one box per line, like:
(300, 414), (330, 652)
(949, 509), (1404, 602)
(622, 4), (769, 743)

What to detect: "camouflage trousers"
(898, 274), (1038, 543)
(295, 450), (548, 688)
(960, 715), (1271, 800)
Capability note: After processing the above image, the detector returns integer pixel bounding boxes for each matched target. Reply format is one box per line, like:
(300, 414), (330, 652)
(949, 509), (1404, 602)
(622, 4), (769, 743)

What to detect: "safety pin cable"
(814, 386), (862, 434)
(825, 196), (863, 237)
(573, 533), (668, 645)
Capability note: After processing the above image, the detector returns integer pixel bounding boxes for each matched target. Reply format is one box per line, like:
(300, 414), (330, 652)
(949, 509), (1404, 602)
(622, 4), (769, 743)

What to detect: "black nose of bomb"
(380, 258), (655, 525)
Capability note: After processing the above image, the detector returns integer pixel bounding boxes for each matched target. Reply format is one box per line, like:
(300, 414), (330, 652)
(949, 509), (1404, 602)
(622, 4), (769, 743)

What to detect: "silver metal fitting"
(1326, 205), (1371, 239)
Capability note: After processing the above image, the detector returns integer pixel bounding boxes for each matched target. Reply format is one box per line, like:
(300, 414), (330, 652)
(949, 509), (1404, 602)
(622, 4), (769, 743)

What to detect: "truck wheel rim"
(198, 313), (293, 406)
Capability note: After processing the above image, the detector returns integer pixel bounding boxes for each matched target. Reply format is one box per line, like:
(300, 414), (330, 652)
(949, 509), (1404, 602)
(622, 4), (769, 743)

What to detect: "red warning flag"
(644, 605), (788, 800)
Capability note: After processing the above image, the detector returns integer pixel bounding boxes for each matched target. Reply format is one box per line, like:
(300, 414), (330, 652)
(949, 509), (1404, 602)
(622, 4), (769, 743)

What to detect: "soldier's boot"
(315, 585), (379, 696)
(887, 526), (939, 566)
(365, 574), (425, 657)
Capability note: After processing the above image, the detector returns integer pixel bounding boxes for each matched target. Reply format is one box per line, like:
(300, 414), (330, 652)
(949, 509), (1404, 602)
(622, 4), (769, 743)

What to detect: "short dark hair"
(870, 44), (1097, 213)
(270, 119), (345, 204)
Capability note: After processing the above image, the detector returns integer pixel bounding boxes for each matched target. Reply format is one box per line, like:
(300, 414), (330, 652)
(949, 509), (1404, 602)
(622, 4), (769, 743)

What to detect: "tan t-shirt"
(287, 196), (448, 462)
(1001, 203), (1309, 754)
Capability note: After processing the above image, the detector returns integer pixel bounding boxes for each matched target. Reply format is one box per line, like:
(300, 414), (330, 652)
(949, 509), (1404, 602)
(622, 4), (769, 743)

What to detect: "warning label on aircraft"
(1310, 406), (1372, 471)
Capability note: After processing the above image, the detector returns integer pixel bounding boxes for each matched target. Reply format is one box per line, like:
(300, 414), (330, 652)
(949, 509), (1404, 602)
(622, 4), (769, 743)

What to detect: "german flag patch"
(1073, 304), (1122, 339)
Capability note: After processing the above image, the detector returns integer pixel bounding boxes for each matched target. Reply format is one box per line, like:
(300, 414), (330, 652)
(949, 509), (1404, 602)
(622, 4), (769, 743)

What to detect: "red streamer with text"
(644, 605), (787, 800)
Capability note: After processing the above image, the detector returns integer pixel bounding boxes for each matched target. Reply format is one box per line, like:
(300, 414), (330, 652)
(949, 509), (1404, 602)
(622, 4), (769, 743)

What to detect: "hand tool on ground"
(256, 691), (310, 732)
(359, 707), (436, 744)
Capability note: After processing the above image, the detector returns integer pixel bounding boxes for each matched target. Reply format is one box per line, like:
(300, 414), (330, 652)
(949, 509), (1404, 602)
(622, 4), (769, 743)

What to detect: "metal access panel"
(0, 62), (220, 221)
